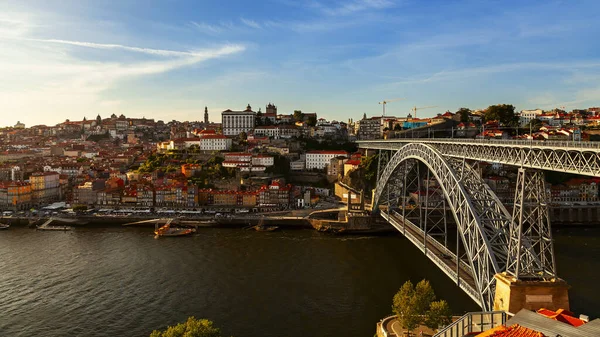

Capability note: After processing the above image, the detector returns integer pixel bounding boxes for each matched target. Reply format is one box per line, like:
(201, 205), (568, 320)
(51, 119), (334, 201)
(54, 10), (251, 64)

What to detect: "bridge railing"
(359, 137), (600, 150)
(433, 311), (506, 337)
(390, 210), (474, 275)
(384, 210), (481, 305)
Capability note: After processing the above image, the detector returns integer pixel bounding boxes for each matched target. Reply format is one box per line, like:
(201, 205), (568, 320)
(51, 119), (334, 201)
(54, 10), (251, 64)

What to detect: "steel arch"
(375, 143), (511, 310)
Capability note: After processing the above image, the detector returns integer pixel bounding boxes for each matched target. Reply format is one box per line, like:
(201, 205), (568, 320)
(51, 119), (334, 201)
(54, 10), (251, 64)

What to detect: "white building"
(254, 126), (280, 138)
(290, 160), (305, 171)
(222, 104), (256, 136)
(224, 153), (252, 162)
(252, 155), (274, 166)
(199, 135), (232, 151)
(519, 109), (543, 126)
(305, 150), (348, 170)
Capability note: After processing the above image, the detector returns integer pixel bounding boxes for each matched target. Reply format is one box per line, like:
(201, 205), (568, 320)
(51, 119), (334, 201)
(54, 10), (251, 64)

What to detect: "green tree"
(457, 107), (471, 123)
(527, 118), (543, 133)
(255, 110), (263, 126)
(393, 124), (402, 131)
(307, 115), (317, 127)
(414, 280), (436, 314)
(239, 131), (247, 141)
(392, 279), (452, 335)
(293, 110), (303, 122)
(150, 317), (223, 337)
(425, 300), (452, 330)
(484, 104), (518, 126)
(392, 281), (420, 336)
(72, 204), (88, 212)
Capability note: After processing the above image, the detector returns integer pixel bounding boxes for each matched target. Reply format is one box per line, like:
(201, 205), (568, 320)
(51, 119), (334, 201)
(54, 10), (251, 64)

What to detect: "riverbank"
(2, 214), (312, 229)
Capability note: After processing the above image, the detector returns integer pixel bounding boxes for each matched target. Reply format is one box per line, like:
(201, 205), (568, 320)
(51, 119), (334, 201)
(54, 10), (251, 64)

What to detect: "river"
(0, 226), (598, 337)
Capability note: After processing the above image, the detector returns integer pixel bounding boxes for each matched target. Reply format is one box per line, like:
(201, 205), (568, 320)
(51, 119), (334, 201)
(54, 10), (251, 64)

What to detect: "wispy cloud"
(310, 0), (396, 16)
(240, 18), (261, 29)
(22, 38), (214, 57)
(190, 21), (225, 34)
(374, 61), (600, 91)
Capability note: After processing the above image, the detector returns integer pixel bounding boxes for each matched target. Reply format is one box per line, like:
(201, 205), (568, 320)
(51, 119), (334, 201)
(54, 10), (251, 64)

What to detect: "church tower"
(204, 106), (209, 124)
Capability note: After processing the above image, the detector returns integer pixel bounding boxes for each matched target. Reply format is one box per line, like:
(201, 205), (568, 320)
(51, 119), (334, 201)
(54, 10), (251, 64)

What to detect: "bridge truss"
(361, 138), (600, 177)
(369, 141), (561, 310)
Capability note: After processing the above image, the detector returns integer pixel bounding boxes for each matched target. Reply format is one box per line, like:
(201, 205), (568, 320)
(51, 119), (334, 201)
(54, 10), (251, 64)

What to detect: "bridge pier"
(493, 272), (570, 314)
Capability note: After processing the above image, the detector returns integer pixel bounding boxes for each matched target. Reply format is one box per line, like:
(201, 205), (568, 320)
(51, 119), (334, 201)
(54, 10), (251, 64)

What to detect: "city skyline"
(2, 0), (600, 127)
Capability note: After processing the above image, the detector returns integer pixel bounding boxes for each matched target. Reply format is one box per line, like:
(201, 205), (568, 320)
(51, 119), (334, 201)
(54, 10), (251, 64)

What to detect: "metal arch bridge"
(359, 138), (600, 177)
(355, 138), (597, 311)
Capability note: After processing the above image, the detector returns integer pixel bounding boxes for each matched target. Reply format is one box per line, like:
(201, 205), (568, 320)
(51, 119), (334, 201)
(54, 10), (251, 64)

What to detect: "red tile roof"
(476, 324), (545, 337)
(536, 308), (586, 327)
(306, 150), (348, 155)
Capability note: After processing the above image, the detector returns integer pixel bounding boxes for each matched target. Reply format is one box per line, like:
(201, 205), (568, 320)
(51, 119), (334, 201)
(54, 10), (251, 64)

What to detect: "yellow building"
(30, 172), (60, 205)
(0, 181), (32, 210)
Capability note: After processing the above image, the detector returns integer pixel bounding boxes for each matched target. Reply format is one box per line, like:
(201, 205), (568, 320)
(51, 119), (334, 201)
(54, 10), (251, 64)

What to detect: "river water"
(0, 226), (598, 337)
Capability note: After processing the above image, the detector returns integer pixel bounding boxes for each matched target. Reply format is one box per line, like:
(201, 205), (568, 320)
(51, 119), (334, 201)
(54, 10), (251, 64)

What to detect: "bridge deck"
(359, 138), (600, 177)
(358, 138), (600, 152)
(383, 210), (481, 306)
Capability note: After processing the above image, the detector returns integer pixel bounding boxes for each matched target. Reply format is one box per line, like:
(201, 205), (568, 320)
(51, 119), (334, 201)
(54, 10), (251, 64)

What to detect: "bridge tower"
(494, 168), (570, 314)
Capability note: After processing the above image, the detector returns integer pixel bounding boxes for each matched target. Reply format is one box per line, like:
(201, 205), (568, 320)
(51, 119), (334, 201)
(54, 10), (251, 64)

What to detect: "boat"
(154, 222), (195, 237)
(0, 223), (9, 230)
(253, 217), (279, 232)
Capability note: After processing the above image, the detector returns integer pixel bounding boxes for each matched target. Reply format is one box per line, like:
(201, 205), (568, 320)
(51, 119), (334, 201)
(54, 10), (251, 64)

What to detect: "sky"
(1, 0), (600, 127)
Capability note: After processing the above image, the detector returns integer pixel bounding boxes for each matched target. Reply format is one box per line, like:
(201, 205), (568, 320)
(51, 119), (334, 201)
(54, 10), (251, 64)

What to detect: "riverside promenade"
(377, 315), (462, 337)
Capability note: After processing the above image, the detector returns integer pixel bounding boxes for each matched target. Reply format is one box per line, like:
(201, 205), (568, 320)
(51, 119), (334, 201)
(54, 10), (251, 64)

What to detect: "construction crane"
(411, 105), (438, 118)
(379, 98), (405, 117)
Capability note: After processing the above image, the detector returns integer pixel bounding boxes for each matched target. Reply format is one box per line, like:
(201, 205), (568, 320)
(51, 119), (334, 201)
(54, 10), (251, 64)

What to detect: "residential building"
(290, 160), (306, 171)
(0, 181), (32, 210)
(222, 104), (256, 136)
(520, 109), (544, 126)
(258, 181), (292, 207)
(343, 159), (361, 176)
(327, 156), (347, 177)
(251, 155), (274, 166)
(30, 171), (60, 205)
(73, 181), (98, 206)
(199, 134), (232, 151)
(306, 150), (348, 170)
(357, 117), (383, 140)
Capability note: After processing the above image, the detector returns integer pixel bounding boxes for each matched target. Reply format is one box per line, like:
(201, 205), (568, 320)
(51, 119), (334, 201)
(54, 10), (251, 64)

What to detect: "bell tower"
(204, 106), (209, 124)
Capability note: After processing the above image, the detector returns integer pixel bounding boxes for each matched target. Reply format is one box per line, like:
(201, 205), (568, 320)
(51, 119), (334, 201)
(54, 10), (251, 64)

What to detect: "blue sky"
(1, 0), (600, 127)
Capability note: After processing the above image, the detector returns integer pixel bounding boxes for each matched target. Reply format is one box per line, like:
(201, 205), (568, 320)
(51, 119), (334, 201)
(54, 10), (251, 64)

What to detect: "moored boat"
(0, 223), (9, 230)
(253, 217), (279, 232)
(154, 223), (195, 237)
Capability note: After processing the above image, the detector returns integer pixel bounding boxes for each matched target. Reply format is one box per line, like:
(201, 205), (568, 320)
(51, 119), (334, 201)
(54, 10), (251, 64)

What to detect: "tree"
(72, 204), (88, 212)
(457, 108), (471, 123)
(256, 110), (263, 126)
(239, 131), (247, 141)
(392, 279), (452, 335)
(392, 281), (420, 336)
(307, 115), (317, 127)
(149, 317), (223, 337)
(425, 300), (452, 329)
(414, 280), (436, 314)
(394, 124), (402, 131)
(484, 104), (518, 127)
(527, 118), (543, 133)
(293, 110), (303, 122)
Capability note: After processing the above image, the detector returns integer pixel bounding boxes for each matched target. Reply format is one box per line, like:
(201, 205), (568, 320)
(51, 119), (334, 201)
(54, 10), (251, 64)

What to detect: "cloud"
(380, 61), (600, 86)
(190, 21), (224, 34)
(240, 18), (261, 29)
(0, 34), (246, 126)
(21, 38), (218, 57)
(310, 0), (396, 16)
